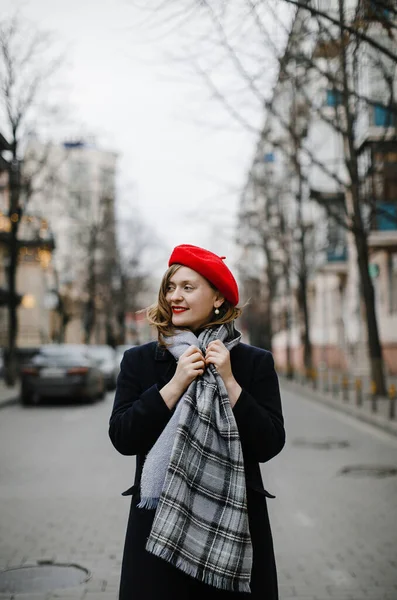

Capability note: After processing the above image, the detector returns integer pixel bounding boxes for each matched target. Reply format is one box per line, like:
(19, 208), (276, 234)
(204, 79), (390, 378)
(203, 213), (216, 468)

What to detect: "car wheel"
(21, 392), (38, 406)
(97, 381), (106, 400)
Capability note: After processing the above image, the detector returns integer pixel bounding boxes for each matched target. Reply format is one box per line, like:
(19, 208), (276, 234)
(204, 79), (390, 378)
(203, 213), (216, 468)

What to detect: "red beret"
(168, 244), (239, 306)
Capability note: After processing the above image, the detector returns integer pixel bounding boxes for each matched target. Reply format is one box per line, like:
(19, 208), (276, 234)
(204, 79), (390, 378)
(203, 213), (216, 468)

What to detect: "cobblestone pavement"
(0, 385), (397, 600)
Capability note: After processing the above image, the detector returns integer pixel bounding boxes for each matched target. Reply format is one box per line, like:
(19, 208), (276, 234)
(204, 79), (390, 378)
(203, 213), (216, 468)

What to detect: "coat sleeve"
(108, 349), (172, 456)
(233, 351), (285, 463)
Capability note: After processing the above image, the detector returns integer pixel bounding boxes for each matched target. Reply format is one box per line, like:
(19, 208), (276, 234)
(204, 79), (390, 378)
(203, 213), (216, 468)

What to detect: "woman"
(109, 243), (285, 599)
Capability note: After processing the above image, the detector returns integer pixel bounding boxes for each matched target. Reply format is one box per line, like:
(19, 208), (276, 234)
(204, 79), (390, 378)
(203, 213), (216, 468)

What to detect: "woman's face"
(165, 266), (223, 332)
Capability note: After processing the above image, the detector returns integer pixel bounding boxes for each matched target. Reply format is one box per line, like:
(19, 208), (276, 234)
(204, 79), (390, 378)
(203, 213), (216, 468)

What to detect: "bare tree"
(132, 0), (396, 393)
(0, 13), (65, 384)
(114, 200), (163, 344)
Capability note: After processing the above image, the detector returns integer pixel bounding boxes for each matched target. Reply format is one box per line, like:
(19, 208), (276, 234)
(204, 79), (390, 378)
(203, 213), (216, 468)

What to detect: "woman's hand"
(205, 340), (233, 382)
(174, 345), (206, 390)
(205, 340), (242, 407)
(160, 345), (205, 409)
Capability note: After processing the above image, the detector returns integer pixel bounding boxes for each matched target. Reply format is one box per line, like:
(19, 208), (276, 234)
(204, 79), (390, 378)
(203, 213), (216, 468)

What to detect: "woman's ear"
(214, 294), (225, 309)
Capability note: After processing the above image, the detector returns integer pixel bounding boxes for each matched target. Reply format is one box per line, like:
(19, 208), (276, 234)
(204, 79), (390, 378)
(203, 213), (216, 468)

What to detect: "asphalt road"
(0, 385), (396, 600)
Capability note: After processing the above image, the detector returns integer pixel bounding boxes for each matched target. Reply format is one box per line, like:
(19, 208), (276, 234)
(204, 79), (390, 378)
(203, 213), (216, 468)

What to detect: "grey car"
(115, 344), (136, 370)
(20, 344), (105, 406)
(86, 345), (119, 391)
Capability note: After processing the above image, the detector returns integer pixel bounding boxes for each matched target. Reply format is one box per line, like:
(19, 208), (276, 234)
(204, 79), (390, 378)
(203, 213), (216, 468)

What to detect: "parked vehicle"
(86, 345), (119, 390)
(115, 344), (136, 369)
(20, 344), (105, 406)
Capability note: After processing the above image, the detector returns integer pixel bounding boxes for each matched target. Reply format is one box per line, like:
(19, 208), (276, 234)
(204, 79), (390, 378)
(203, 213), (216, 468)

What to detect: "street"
(1, 386), (397, 600)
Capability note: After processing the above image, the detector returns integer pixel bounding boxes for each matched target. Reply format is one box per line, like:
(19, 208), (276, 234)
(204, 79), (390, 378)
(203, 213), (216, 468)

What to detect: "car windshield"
(116, 345), (134, 353)
(32, 345), (91, 367)
(87, 346), (115, 361)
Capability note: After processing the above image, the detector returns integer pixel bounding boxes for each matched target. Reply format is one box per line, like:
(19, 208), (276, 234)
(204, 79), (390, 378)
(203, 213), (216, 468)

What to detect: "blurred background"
(0, 0), (396, 396)
(0, 2), (397, 599)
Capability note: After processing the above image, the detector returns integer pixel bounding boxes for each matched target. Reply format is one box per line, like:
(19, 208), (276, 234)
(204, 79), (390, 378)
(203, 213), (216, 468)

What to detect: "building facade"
(237, 1), (397, 376)
(0, 133), (56, 349)
(25, 139), (120, 345)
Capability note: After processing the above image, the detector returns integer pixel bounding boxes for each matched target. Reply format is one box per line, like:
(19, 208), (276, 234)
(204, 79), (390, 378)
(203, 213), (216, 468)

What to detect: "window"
(372, 150), (397, 209)
(326, 201), (347, 262)
(373, 104), (395, 127)
(326, 89), (343, 107)
(263, 153), (275, 163)
(376, 203), (397, 231)
(361, 0), (392, 20)
(368, 0), (391, 19)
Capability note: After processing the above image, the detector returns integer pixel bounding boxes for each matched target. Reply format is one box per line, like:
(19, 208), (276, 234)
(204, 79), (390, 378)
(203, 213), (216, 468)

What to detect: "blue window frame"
(326, 89), (343, 107)
(326, 247), (347, 262)
(376, 202), (397, 231)
(263, 153), (275, 163)
(373, 104), (395, 127)
(369, 1), (390, 18)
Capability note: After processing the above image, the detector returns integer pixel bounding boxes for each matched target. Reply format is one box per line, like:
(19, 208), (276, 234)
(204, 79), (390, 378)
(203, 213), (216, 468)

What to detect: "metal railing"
(279, 366), (397, 421)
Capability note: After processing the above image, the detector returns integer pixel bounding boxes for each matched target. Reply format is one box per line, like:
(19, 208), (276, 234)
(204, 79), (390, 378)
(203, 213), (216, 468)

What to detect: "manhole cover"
(293, 438), (350, 450)
(0, 562), (90, 593)
(339, 465), (397, 478)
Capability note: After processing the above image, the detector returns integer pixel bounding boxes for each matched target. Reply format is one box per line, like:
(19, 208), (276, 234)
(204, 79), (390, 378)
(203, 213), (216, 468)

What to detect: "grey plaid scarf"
(138, 323), (252, 593)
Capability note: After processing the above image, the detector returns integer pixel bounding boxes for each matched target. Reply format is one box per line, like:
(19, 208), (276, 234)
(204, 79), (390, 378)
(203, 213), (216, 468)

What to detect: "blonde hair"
(146, 264), (242, 346)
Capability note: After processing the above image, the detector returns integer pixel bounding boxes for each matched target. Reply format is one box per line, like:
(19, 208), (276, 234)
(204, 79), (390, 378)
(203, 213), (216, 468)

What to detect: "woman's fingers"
(178, 346), (206, 378)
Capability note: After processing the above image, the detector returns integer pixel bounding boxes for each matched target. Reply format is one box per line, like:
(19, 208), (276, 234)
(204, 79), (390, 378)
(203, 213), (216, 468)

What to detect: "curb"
(279, 377), (397, 438)
(0, 395), (19, 410)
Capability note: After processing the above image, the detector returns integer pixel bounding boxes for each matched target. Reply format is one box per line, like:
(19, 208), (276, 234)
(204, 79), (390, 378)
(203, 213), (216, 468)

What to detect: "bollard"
(342, 375), (349, 402)
(323, 370), (329, 393)
(355, 378), (362, 407)
(312, 368), (317, 389)
(332, 373), (339, 397)
(286, 364), (294, 380)
(389, 384), (396, 420)
(370, 380), (377, 413)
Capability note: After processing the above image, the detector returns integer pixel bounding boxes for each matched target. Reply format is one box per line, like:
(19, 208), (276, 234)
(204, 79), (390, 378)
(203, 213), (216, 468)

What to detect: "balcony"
(0, 213), (55, 254)
(319, 245), (348, 277)
(368, 229), (397, 250)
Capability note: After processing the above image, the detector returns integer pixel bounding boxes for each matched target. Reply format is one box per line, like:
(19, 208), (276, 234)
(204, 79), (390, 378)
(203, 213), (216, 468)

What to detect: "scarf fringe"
(137, 496), (159, 510)
(146, 540), (251, 594)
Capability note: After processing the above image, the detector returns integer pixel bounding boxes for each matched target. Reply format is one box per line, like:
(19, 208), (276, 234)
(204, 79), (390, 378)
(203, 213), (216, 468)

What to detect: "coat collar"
(154, 342), (174, 362)
(154, 342), (176, 386)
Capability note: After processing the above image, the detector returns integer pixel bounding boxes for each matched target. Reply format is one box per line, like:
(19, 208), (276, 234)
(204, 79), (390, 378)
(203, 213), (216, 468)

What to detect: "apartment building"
(25, 139), (119, 344)
(0, 133), (56, 348)
(237, 1), (397, 376)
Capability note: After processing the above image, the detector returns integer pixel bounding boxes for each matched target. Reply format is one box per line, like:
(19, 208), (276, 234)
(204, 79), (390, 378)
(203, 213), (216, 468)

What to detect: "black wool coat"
(109, 340), (285, 600)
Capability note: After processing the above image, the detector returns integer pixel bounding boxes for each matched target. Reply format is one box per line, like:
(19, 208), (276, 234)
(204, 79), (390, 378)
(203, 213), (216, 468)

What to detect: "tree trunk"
(4, 154), (21, 386)
(117, 276), (127, 344)
(84, 231), (97, 344)
(285, 307), (294, 378)
(354, 226), (386, 394)
(338, 0), (386, 395)
(297, 269), (312, 373)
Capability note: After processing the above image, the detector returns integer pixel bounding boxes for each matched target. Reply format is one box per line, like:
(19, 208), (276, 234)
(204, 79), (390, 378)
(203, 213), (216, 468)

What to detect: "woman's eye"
(184, 286), (193, 291)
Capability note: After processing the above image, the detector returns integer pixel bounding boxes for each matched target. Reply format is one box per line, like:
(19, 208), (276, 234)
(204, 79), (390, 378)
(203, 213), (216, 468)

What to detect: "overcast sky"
(1, 0), (285, 278)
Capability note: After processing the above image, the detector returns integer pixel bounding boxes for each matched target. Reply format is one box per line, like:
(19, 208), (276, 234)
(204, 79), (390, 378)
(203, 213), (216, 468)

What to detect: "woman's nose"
(170, 287), (183, 301)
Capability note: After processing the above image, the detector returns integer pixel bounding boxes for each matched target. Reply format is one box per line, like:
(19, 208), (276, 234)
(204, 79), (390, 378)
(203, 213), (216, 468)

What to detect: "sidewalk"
(0, 379), (21, 409)
(279, 374), (397, 437)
